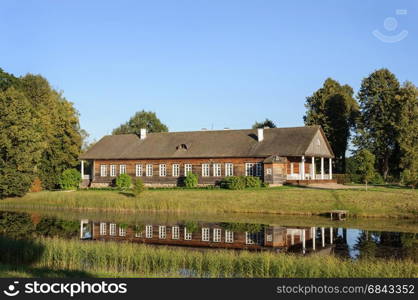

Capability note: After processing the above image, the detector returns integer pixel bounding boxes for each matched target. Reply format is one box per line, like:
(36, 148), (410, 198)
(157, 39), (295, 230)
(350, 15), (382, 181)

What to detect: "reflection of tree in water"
(354, 230), (377, 259)
(334, 228), (350, 259)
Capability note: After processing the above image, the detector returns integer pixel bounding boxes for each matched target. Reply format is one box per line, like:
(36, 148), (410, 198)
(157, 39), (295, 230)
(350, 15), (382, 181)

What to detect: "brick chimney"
(257, 128), (264, 142)
(140, 128), (147, 140)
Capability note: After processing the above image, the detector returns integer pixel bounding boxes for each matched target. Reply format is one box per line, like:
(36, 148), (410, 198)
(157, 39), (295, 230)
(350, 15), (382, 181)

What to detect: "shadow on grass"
(0, 263), (93, 278)
(118, 191), (135, 198)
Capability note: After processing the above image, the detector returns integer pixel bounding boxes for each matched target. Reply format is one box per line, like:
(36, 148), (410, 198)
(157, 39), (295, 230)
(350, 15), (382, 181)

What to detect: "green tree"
(0, 88), (43, 198)
(252, 118), (277, 129)
(59, 169), (81, 190)
(115, 174), (132, 190)
(304, 78), (358, 173)
(112, 110), (168, 135)
(397, 82), (418, 181)
(20, 74), (82, 189)
(184, 173), (198, 188)
(354, 149), (376, 191)
(0, 68), (20, 91)
(132, 178), (145, 197)
(355, 69), (401, 179)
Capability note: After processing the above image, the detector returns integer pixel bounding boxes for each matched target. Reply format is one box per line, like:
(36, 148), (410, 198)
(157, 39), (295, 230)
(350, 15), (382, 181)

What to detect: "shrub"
(115, 174), (132, 190)
(370, 173), (385, 185)
(59, 169), (81, 190)
(221, 176), (246, 190)
(29, 177), (43, 192)
(132, 178), (145, 197)
(244, 176), (261, 188)
(184, 173), (198, 188)
(333, 174), (349, 184)
(184, 221), (198, 233)
(401, 170), (418, 188)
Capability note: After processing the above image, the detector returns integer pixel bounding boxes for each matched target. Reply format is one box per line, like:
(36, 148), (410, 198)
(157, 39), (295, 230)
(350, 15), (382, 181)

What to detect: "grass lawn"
(1, 186), (417, 218)
(1, 237), (416, 278)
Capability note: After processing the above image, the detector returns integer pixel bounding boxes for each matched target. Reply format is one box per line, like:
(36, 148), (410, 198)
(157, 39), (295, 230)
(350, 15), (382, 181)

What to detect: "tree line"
(304, 68), (417, 186)
(0, 68), (83, 198)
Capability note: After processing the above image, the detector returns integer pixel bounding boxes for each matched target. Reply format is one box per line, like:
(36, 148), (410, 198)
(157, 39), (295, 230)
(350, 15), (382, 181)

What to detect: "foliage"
(115, 174), (132, 190)
(354, 149), (376, 189)
(0, 88), (43, 198)
(220, 222), (265, 233)
(184, 221), (198, 233)
(221, 176), (246, 190)
(401, 170), (418, 188)
(354, 69), (401, 179)
(0, 211), (35, 239)
(59, 169), (81, 190)
(252, 118), (277, 129)
(244, 176), (262, 188)
(369, 173), (384, 185)
(35, 217), (79, 238)
(184, 173), (198, 188)
(112, 110), (168, 135)
(304, 78), (359, 173)
(132, 178), (145, 197)
(29, 177), (43, 193)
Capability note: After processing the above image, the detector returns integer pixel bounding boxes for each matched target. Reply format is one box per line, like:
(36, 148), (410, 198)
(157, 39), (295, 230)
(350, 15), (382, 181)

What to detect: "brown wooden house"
(79, 126), (335, 187)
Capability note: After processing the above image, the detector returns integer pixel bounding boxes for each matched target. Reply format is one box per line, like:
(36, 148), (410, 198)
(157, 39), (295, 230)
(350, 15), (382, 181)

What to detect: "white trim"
(119, 226), (126, 236)
(99, 222), (107, 235)
(100, 165), (107, 177)
(146, 164), (153, 177)
(201, 227), (210, 241)
(202, 164), (210, 177)
(225, 230), (234, 243)
(172, 164), (180, 177)
(119, 164), (126, 175)
(213, 228), (221, 242)
(110, 165), (116, 177)
(145, 225), (153, 238)
(184, 228), (192, 240)
(213, 163), (221, 177)
(172, 226), (180, 239)
(109, 223), (116, 236)
(225, 163), (234, 176)
(135, 164), (142, 177)
(159, 164), (167, 177)
(184, 164), (192, 176)
(159, 226), (166, 239)
(321, 157), (324, 180)
(329, 158), (333, 179)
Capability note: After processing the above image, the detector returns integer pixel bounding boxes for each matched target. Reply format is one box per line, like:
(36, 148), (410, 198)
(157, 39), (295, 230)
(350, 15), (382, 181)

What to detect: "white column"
(329, 158), (333, 180)
(291, 231), (295, 245)
(301, 229), (306, 254)
(320, 157), (324, 180)
(81, 160), (84, 179)
(312, 227), (316, 251)
(321, 227), (325, 247)
(330, 227), (333, 244)
(301, 156), (305, 180)
(311, 157), (315, 179)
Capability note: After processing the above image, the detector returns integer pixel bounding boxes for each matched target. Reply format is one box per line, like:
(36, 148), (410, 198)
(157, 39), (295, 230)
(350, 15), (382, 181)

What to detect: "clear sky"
(1, 0), (417, 141)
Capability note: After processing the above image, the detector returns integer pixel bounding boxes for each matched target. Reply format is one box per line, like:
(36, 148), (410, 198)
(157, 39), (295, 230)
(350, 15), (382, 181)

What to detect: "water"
(0, 209), (417, 261)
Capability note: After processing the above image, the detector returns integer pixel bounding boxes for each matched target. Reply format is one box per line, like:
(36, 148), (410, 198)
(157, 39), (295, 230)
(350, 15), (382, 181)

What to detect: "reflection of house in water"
(80, 220), (336, 254)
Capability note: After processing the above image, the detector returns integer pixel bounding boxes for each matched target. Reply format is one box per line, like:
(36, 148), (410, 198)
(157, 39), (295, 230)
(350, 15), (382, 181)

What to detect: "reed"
(1, 186), (417, 218)
(1, 237), (417, 278)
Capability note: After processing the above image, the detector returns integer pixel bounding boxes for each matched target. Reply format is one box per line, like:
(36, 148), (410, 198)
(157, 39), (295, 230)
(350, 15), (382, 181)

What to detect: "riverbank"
(1, 186), (417, 218)
(0, 237), (416, 278)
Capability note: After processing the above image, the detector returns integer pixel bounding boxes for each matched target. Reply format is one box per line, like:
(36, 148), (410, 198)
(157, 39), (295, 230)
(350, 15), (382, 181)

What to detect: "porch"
(286, 156), (333, 181)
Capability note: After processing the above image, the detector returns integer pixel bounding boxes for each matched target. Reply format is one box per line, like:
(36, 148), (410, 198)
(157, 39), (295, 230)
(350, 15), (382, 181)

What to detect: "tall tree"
(0, 68), (20, 91)
(20, 74), (82, 189)
(354, 149), (376, 191)
(0, 88), (43, 198)
(397, 81), (418, 178)
(112, 110), (168, 135)
(355, 69), (401, 179)
(304, 78), (358, 173)
(252, 119), (277, 129)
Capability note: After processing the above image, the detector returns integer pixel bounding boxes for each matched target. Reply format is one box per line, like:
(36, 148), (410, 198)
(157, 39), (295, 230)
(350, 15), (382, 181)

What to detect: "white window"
(146, 164), (153, 177)
(202, 164), (210, 177)
(213, 228), (221, 242)
(135, 230), (142, 238)
(159, 226), (166, 239)
(201, 227), (210, 241)
(172, 164), (180, 177)
(225, 230), (234, 243)
(213, 163), (221, 177)
(225, 163), (234, 176)
(172, 226), (180, 239)
(119, 226), (126, 236)
(120, 164), (126, 174)
(245, 232), (261, 245)
(100, 165), (107, 177)
(266, 168), (272, 175)
(245, 163), (262, 176)
(266, 234), (273, 242)
(100, 223), (107, 235)
(110, 165), (116, 177)
(184, 164), (192, 176)
(109, 223), (116, 236)
(159, 164), (166, 177)
(145, 225), (153, 238)
(135, 164), (142, 177)
(184, 228), (192, 240)
(290, 163), (294, 175)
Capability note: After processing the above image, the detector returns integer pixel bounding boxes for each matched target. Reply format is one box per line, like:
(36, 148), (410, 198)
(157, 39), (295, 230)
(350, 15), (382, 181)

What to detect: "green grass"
(1, 186), (417, 218)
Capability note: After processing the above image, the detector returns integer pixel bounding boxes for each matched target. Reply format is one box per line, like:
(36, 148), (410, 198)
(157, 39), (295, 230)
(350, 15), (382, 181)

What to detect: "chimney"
(257, 128), (264, 142)
(140, 128), (147, 140)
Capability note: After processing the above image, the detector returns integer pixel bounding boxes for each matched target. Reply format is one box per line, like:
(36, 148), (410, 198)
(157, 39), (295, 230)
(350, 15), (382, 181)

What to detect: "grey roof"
(80, 126), (334, 160)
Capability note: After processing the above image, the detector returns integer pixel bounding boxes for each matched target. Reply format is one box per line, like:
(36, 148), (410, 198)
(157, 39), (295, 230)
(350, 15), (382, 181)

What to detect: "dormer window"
(176, 143), (190, 150)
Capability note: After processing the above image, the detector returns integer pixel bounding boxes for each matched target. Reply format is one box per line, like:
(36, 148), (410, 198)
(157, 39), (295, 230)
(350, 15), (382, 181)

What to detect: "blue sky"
(1, 0), (417, 141)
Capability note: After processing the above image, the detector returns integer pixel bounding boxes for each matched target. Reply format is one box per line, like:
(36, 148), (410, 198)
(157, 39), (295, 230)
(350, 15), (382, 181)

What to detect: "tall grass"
(2, 237), (417, 278)
(1, 187), (417, 218)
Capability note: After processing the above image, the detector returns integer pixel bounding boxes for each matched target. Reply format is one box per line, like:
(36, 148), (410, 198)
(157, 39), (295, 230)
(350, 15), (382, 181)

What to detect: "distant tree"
(354, 69), (401, 179)
(304, 78), (359, 173)
(252, 118), (277, 129)
(132, 178), (145, 198)
(397, 82), (418, 181)
(112, 110), (168, 135)
(354, 149), (376, 191)
(0, 88), (43, 198)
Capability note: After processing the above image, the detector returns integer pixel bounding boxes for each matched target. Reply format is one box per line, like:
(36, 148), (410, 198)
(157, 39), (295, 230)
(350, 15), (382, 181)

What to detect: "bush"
(333, 174), (349, 184)
(221, 176), (246, 190)
(401, 170), (418, 188)
(115, 174), (132, 190)
(59, 169), (81, 190)
(370, 173), (385, 185)
(29, 177), (43, 192)
(184, 221), (198, 233)
(132, 178), (145, 197)
(184, 173), (198, 188)
(244, 176), (261, 188)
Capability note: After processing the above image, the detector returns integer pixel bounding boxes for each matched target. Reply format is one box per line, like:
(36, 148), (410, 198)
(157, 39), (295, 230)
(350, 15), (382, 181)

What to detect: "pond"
(0, 209), (417, 261)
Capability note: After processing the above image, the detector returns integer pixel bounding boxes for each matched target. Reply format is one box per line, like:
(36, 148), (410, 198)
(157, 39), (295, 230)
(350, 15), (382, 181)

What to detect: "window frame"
(172, 226), (180, 239)
(100, 222), (107, 235)
(172, 164), (180, 177)
(225, 230), (234, 243)
(159, 226), (166, 239)
(119, 164), (127, 175)
(135, 164), (142, 177)
(225, 163), (234, 176)
(213, 228), (221, 242)
(184, 164), (192, 176)
(109, 223), (116, 236)
(184, 228), (192, 240)
(119, 226), (126, 237)
(145, 225), (153, 238)
(201, 227), (210, 241)
(100, 165), (107, 177)
(110, 165), (116, 177)
(202, 164), (210, 177)
(213, 163), (221, 177)
(146, 164), (153, 177)
(159, 164), (167, 177)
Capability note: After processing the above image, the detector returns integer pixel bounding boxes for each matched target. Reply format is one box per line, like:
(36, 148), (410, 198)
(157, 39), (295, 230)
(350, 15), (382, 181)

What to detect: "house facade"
(79, 126), (335, 187)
